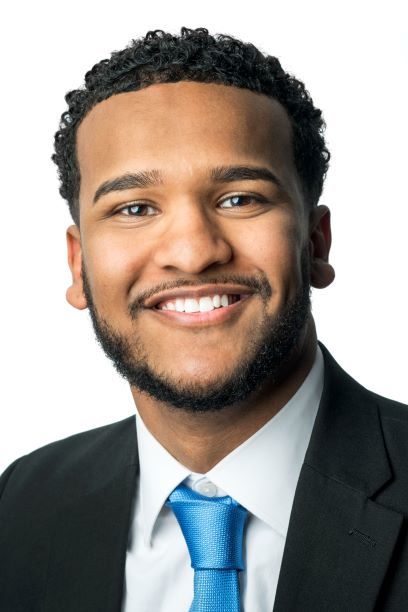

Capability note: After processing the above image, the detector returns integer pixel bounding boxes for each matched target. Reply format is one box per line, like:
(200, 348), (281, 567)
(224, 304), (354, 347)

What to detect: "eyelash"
(116, 194), (267, 216)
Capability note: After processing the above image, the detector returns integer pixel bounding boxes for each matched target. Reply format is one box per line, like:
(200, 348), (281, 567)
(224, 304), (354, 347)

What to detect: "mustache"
(128, 273), (272, 319)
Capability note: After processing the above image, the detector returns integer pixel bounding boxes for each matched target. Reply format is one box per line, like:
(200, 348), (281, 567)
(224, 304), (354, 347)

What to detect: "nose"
(152, 202), (233, 274)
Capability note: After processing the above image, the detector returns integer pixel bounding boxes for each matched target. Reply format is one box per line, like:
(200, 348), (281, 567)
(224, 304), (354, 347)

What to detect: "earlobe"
(66, 224), (88, 310)
(309, 205), (335, 289)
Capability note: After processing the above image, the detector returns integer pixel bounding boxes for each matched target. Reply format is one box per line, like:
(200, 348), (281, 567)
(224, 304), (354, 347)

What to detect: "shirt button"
(193, 477), (218, 497)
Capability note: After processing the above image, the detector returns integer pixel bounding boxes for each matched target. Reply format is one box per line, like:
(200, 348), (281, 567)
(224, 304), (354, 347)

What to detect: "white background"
(1, 0), (407, 472)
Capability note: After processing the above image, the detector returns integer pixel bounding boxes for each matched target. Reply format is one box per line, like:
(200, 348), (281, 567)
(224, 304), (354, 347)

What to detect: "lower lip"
(147, 295), (253, 327)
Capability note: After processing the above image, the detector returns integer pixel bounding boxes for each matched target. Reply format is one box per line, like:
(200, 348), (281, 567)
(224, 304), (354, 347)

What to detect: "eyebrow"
(210, 165), (283, 187)
(93, 170), (162, 203)
(92, 165), (283, 204)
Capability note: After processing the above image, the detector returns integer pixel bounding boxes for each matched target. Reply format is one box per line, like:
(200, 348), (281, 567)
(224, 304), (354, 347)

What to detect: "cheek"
(232, 214), (304, 287)
(82, 230), (151, 314)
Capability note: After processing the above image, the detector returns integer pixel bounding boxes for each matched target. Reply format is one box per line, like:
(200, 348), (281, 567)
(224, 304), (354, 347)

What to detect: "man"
(0, 26), (407, 612)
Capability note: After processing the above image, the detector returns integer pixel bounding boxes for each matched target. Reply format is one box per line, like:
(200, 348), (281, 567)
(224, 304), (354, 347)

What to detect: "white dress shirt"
(122, 347), (324, 612)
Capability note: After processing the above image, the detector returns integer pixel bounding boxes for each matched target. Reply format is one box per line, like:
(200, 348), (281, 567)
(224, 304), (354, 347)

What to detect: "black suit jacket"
(1, 343), (408, 611)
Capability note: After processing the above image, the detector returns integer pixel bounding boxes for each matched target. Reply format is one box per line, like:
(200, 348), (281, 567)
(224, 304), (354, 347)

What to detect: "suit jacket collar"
(306, 342), (392, 496)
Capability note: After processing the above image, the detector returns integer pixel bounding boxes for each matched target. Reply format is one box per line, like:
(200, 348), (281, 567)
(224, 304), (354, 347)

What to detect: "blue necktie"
(166, 484), (248, 612)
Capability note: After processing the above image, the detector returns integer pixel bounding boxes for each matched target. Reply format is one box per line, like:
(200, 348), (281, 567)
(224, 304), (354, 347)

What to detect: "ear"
(66, 225), (88, 309)
(308, 205), (335, 289)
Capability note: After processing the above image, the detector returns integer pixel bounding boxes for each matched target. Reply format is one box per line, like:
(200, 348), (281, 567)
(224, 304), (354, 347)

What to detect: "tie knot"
(166, 484), (248, 571)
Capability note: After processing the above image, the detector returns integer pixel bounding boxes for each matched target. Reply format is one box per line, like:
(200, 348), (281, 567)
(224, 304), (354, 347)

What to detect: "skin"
(66, 82), (334, 472)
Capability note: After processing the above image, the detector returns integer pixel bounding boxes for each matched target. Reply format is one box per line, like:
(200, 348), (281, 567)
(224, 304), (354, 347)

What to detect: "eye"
(117, 203), (157, 217)
(219, 194), (266, 209)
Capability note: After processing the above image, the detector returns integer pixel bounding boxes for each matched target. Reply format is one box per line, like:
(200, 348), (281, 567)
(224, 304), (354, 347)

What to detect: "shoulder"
(0, 415), (137, 509)
(320, 341), (408, 422)
(373, 392), (408, 423)
(366, 390), (408, 462)
(372, 392), (408, 464)
(318, 342), (408, 471)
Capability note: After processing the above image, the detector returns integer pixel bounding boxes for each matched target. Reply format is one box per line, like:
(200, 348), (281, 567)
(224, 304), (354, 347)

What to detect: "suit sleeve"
(0, 458), (23, 500)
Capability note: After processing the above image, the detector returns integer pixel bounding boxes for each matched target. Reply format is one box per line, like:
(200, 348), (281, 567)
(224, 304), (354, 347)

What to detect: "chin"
(165, 365), (235, 391)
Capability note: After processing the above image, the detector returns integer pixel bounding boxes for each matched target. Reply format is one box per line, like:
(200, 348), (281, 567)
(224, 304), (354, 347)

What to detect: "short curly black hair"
(52, 27), (330, 225)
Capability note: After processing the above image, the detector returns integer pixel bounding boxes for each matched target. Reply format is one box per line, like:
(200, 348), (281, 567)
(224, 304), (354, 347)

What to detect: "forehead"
(76, 81), (299, 202)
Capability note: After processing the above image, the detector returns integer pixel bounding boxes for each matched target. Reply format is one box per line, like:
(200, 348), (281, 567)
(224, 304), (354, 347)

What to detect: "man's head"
(56, 28), (335, 412)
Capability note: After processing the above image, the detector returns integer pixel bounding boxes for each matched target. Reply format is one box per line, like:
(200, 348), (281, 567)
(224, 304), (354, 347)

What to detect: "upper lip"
(144, 284), (255, 309)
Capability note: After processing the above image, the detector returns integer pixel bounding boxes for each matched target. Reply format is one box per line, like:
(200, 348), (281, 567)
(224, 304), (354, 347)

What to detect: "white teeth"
(175, 298), (185, 312)
(158, 293), (238, 312)
(199, 296), (215, 312)
(184, 298), (200, 313)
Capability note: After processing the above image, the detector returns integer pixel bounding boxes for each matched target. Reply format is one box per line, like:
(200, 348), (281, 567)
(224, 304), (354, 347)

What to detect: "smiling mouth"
(148, 292), (253, 328)
(155, 293), (242, 313)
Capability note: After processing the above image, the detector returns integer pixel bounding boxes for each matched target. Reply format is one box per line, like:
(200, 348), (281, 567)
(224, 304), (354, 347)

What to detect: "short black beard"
(82, 258), (311, 413)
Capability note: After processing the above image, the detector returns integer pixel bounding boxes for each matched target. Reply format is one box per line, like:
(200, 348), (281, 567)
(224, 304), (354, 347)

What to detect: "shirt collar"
(135, 346), (324, 545)
(135, 409), (191, 546)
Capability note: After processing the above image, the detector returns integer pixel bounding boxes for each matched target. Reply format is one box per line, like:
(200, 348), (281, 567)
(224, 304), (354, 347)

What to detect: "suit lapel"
(274, 344), (403, 611)
(274, 464), (402, 611)
(43, 421), (138, 612)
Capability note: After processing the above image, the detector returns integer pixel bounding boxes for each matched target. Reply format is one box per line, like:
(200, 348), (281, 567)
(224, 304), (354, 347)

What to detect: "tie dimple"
(166, 484), (248, 612)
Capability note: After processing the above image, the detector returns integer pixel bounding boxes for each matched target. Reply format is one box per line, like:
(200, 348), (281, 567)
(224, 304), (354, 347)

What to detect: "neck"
(131, 319), (317, 473)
